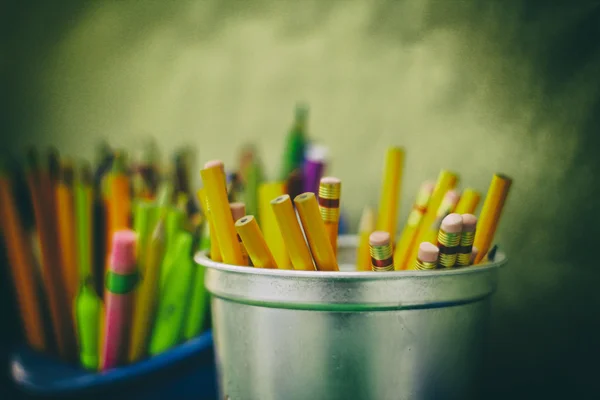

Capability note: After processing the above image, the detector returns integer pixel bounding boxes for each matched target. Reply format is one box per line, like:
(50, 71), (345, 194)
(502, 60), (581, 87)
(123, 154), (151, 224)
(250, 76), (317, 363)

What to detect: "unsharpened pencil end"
(271, 194), (290, 205)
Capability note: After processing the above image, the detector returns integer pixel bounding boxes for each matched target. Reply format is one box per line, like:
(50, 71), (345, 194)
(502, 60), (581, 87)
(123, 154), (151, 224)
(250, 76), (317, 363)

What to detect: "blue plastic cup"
(10, 331), (217, 400)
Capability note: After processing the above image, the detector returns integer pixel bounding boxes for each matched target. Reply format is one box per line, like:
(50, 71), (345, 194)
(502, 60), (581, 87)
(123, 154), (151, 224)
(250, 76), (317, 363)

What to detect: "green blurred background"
(1, 0), (599, 398)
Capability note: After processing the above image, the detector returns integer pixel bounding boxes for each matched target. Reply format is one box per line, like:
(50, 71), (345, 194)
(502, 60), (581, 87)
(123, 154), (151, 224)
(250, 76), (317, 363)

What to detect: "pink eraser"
(320, 176), (341, 185)
(422, 181), (435, 194)
(204, 160), (224, 170)
(461, 214), (477, 232)
(418, 242), (439, 263)
(369, 231), (390, 247)
(109, 230), (137, 274)
(441, 213), (463, 233)
(445, 190), (460, 205)
(230, 202), (246, 221)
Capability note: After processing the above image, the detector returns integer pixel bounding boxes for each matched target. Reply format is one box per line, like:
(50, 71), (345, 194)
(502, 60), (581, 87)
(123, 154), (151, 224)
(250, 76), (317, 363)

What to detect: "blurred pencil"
(105, 152), (131, 272)
(129, 219), (166, 362)
(0, 162), (47, 351)
(356, 206), (376, 271)
(25, 148), (76, 360)
(376, 147), (405, 243)
(454, 188), (481, 214)
(55, 160), (79, 329)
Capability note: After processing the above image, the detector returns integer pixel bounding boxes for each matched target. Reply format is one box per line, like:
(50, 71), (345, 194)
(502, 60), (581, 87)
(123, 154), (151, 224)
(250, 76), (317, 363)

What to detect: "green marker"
(183, 222), (209, 340)
(149, 232), (195, 355)
(280, 103), (308, 180)
(74, 162), (102, 370)
(75, 282), (102, 370)
(160, 207), (185, 286)
(133, 200), (152, 272)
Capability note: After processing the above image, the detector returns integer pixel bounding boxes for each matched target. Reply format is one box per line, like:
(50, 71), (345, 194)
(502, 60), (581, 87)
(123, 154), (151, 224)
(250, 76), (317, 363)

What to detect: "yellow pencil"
(356, 206), (376, 271)
(473, 174), (512, 264)
(196, 188), (221, 262)
(200, 160), (244, 265)
(318, 177), (341, 257)
(235, 215), (277, 269)
(375, 147), (405, 243)
(229, 202), (250, 266)
(294, 192), (339, 272)
(129, 219), (166, 362)
(258, 182), (291, 269)
(270, 194), (314, 271)
(418, 190), (461, 248)
(454, 188), (481, 214)
(55, 160), (79, 330)
(403, 170), (458, 270)
(393, 181), (435, 270)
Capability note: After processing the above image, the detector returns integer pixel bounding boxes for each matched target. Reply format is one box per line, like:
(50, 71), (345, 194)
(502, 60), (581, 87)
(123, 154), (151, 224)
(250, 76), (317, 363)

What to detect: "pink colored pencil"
(101, 230), (138, 370)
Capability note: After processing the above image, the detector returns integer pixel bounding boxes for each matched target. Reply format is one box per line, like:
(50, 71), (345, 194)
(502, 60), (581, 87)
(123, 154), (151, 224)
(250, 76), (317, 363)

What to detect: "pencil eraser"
(204, 160), (224, 170)
(418, 242), (439, 263)
(230, 202), (246, 221)
(422, 181), (435, 193)
(441, 213), (463, 233)
(369, 231), (390, 247)
(445, 190), (460, 204)
(110, 230), (137, 274)
(461, 214), (477, 232)
(320, 176), (341, 185)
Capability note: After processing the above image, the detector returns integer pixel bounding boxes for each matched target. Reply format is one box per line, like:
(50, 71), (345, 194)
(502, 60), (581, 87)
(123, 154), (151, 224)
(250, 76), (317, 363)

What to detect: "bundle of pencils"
(0, 144), (209, 372)
(200, 130), (511, 273)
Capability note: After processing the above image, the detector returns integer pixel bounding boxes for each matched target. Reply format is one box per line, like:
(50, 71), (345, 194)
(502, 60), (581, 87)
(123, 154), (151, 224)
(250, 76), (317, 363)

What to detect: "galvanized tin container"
(196, 235), (506, 400)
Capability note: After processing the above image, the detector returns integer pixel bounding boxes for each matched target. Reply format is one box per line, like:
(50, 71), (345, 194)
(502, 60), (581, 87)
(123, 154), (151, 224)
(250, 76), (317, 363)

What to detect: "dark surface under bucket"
(10, 330), (218, 400)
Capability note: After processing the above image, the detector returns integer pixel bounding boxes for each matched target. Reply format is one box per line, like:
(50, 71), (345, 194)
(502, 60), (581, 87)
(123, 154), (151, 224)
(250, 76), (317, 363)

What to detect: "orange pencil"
(0, 164), (47, 351)
(25, 149), (76, 360)
(55, 160), (79, 330)
(105, 152), (131, 271)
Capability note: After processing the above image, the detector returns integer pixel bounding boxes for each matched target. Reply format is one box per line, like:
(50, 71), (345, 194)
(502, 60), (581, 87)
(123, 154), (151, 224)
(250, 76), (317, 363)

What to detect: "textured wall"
(2, 1), (600, 397)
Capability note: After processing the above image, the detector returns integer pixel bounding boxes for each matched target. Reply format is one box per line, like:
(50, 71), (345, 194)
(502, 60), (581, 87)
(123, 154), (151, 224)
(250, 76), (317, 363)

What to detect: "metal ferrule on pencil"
(318, 182), (341, 222)
(370, 244), (393, 271)
(414, 259), (437, 270)
(456, 231), (475, 266)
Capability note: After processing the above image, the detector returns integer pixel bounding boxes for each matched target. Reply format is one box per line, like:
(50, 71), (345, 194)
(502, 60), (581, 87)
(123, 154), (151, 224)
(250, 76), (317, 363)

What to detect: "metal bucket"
(195, 235), (506, 400)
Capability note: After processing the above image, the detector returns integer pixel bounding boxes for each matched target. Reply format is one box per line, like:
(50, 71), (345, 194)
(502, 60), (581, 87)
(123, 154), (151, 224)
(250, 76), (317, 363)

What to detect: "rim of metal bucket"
(195, 235), (507, 311)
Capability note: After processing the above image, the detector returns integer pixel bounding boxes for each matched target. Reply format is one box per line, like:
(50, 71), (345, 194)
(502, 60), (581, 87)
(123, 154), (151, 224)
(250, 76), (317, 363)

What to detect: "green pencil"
(183, 221), (208, 340)
(160, 207), (185, 286)
(74, 161), (102, 370)
(280, 103), (308, 180)
(133, 199), (152, 272)
(149, 231), (195, 355)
